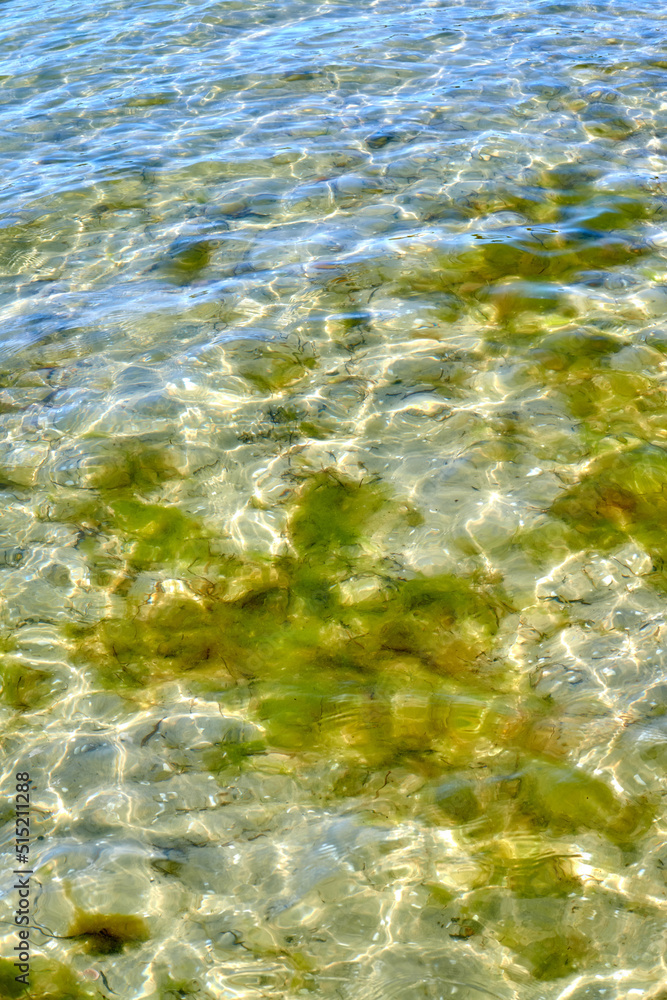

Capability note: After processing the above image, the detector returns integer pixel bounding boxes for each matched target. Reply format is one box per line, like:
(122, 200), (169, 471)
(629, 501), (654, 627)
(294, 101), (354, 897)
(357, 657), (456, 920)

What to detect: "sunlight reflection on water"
(0, 1), (666, 998)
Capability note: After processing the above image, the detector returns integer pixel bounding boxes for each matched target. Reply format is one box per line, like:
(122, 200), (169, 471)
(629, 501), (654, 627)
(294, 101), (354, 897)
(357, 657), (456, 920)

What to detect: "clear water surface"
(0, 1), (666, 998)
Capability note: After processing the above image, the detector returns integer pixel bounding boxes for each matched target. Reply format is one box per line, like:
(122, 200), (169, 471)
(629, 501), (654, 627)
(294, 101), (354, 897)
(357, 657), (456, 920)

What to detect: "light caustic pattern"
(0, 1), (666, 999)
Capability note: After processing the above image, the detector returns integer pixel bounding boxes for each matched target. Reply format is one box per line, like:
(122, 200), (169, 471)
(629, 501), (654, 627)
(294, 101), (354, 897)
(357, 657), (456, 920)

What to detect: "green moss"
(66, 910), (150, 955)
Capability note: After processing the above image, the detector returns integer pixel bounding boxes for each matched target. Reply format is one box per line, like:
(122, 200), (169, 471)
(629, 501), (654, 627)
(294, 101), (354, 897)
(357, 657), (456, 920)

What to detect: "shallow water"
(1, 0), (667, 998)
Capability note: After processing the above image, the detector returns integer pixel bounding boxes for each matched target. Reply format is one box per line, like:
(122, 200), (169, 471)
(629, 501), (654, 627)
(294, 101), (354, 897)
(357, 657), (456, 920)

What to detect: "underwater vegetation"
(0, 958), (99, 1000)
(63, 469), (512, 701)
(522, 326), (667, 449)
(157, 238), (220, 286)
(52, 462), (654, 843)
(64, 910), (150, 955)
(158, 977), (210, 1000)
(0, 913), (152, 1000)
(457, 167), (661, 229)
(227, 338), (317, 393)
(1, 450), (652, 987)
(548, 445), (667, 569)
(371, 172), (662, 345)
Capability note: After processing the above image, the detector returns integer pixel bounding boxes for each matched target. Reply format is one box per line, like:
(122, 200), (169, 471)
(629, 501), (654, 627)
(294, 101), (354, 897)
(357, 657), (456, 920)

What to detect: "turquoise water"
(1, 1), (667, 998)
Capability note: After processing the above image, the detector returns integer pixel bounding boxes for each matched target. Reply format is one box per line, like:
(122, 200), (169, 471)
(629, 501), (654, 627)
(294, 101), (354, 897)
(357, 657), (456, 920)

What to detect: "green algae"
(384, 355), (473, 398)
(527, 329), (624, 370)
(66, 910), (150, 955)
(433, 778), (481, 823)
(85, 440), (185, 492)
(113, 500), (217, 573)
(58, 466), (656, 871)
(413, 717), (655, 847)
(458, 886), (593, 980)
(550, 445), (667, 560)
(229, 340), (317, 393)
(158, 978), (206, 1000)
(288, 471), (390, 555)
(392, 224), (648, 339)
(151, 859), (184, 879)
(55, 489), (220, 589)
(63, 470), (515, 781)
(48, 438), (217, 584)
(65, 469), (510, 689)
(512, 759), (654, 847)
(485, 280), (577, 328)
(476, 849), (583, 899)
(531, 359), (667, 446)
(483, 171), (657, 230)
(0, 959), (101, 1000)
(394, 177), (657, 340)
(508, 929), (592, 981)
(0, 960), (27, 1000)
(159, 238), (219, 285)
(201, 736), (266, 771)
(0, 662), (53, 711)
